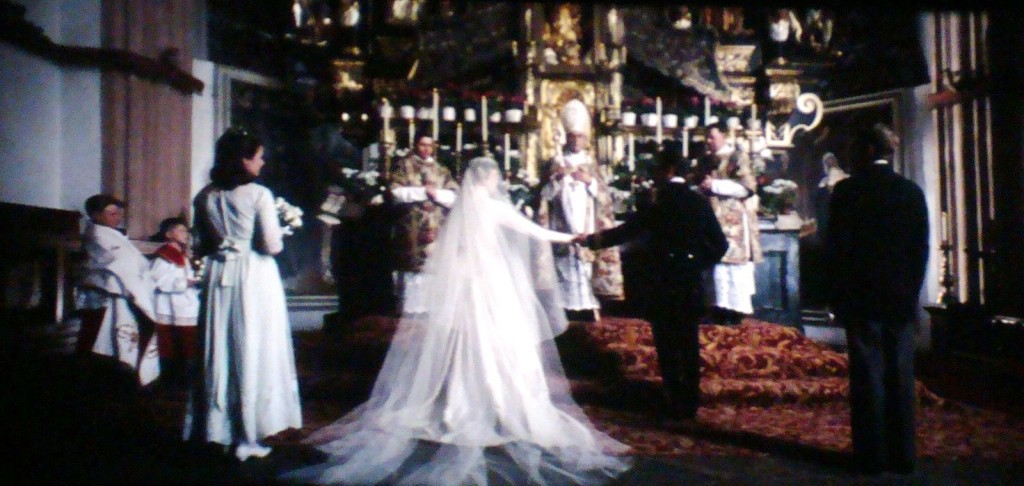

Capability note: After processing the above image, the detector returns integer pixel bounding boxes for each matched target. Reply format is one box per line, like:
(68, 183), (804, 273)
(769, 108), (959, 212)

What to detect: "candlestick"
(627, 133), (635, 172)
(431, 89), (439, 140)
(751, 103), (758, 122)
(456, 122), (462, 152)
(504, 133), (511, 172)
(381, 99), (391, 140)
(482, 96), (488, 147)
(655, 97), (663, 144)
(942, 211), (949, 241)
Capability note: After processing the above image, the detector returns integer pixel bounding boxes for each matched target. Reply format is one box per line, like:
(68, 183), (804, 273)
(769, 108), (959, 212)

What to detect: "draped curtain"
(102, 0), (197, 240)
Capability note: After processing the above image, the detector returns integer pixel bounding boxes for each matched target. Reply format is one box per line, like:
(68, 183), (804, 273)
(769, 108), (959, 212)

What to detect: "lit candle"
(482, 96), (488, 146)
(431, 89), (440, 140)
(704, 97), (711, 125)
(408, 119), (415, 148)
(682, 128), (689, 158)
(655, 97), (663, 144)
(751, 103), (758, 122)
(504, 133), (511, 172)
(456, 122), (462, 152)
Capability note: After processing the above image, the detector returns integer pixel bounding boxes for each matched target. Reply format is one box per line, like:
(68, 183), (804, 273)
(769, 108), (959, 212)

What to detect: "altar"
(752, 220), (802, 327)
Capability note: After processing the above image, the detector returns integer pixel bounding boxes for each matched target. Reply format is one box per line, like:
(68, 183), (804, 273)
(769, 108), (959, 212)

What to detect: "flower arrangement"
(275, 197), (304, 235)
(507, 169), (540, 218)
(318, 168), (387, 224)
(607, 162), (655, 216)
(759, 178), (799, 217)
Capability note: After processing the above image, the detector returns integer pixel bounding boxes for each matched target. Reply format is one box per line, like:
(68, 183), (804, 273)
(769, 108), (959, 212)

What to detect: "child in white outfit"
(149, 217), (200, 386)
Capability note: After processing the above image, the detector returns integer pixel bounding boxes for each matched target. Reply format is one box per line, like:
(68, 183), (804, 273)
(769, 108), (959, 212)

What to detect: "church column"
(102, 0), (196, 239)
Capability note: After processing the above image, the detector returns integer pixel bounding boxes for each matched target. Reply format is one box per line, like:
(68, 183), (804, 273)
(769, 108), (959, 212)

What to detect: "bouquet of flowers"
(759, 178), (799, 217)
(275, 197), (304, 235)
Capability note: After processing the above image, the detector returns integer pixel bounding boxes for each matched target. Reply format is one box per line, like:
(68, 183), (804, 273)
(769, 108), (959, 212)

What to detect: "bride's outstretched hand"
(571, 233), (589, 245)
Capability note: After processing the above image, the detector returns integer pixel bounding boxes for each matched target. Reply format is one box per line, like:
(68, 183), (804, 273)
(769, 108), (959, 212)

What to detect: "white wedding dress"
(282, 158), (631, 485)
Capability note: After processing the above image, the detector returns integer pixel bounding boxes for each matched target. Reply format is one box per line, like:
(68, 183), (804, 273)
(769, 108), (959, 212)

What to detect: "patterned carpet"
(277, 316), (1024, 464)
(6, 314), (1023, 485)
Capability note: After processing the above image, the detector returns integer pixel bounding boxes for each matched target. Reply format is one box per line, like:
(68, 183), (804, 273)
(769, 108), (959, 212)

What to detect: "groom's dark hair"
(656, 145), (689, 179)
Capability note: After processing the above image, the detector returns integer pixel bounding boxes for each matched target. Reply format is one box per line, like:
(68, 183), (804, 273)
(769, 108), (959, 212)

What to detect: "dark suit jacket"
(586, 179), (727, 287)
(825, 164), (929, 321)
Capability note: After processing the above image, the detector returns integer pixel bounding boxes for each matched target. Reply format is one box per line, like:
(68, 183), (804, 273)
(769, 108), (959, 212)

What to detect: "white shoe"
(235, 443), (272, 461)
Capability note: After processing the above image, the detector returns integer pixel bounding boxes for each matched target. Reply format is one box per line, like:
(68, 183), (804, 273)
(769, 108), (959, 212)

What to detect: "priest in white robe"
(537, 100), (624, 320)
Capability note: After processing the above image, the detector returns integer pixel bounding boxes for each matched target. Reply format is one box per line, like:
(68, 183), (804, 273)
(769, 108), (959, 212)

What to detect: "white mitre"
(560, 99), (591, 137)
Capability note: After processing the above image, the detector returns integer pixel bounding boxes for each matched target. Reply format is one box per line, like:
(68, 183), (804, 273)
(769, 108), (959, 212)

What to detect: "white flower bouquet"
(759, 178), (799, 216)
(275, 197), (304, 235)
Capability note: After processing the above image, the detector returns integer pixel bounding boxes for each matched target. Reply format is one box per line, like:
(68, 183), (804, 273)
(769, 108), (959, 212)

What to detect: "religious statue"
(721, 7), (752, 37)
(339, 0), (361, 55)
(769, 9), (802, 63)
(340, 0), (359, 26)
(536, 100), (624, 320)
(389, 0), (424, 25)
(698, 7), (751, 37)
(542, 3), (583, 65)
(606, 7), (625, 44)
(804, 9), (835, 54)
(670, 6), (693, 31)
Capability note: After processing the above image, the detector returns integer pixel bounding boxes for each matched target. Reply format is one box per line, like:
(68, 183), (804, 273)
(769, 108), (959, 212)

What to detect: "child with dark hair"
(149, 217), (200, 388)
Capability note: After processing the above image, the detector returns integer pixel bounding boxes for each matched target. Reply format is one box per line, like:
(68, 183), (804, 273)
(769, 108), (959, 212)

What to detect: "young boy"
(149, 217), (200, 387)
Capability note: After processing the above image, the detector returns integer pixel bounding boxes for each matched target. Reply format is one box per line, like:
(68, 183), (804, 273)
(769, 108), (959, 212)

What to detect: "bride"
(282, 157), (631, 485)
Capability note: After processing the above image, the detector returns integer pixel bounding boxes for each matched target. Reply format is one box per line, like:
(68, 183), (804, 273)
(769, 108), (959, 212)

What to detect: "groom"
(575, 147), (727, 419)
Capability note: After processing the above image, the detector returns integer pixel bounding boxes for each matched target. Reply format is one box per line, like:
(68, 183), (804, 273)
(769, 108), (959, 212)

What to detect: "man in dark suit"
(576, 147), (727, 419)
(825, 123), (929, 475)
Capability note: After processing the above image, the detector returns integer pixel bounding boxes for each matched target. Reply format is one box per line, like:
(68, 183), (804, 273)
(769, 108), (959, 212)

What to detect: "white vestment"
(150, 250), (199, 326)
(78, 222), (160, 385)
(709, 175), (757, 313)
(541, 150), (601, 311)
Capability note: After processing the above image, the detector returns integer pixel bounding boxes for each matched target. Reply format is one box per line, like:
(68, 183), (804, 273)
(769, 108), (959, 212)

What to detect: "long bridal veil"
(282, 157), (631, 485)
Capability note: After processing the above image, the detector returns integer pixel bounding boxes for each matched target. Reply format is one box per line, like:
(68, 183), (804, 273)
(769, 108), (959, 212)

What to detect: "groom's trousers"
(645, 275), (705, 417)
(842, 315), (916, 473)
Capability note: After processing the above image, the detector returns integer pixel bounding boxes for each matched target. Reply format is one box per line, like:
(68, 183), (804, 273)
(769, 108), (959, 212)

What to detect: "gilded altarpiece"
(519, 3), (625, 177)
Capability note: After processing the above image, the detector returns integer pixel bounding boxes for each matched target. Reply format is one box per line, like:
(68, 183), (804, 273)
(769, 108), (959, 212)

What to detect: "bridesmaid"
(184, 128), (303, 461)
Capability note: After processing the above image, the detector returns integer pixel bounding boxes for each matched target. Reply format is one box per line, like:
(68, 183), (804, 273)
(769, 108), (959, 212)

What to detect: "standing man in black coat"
(825, 123), (929, 475)
(576, 148), (727, 419)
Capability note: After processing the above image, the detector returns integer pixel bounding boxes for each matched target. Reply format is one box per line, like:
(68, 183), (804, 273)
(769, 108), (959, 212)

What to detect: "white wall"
(59, 0), (102, 213)
(0, 0), (101, 215)
(902, 12), (943, 348)
(190, 59), (216, 202)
